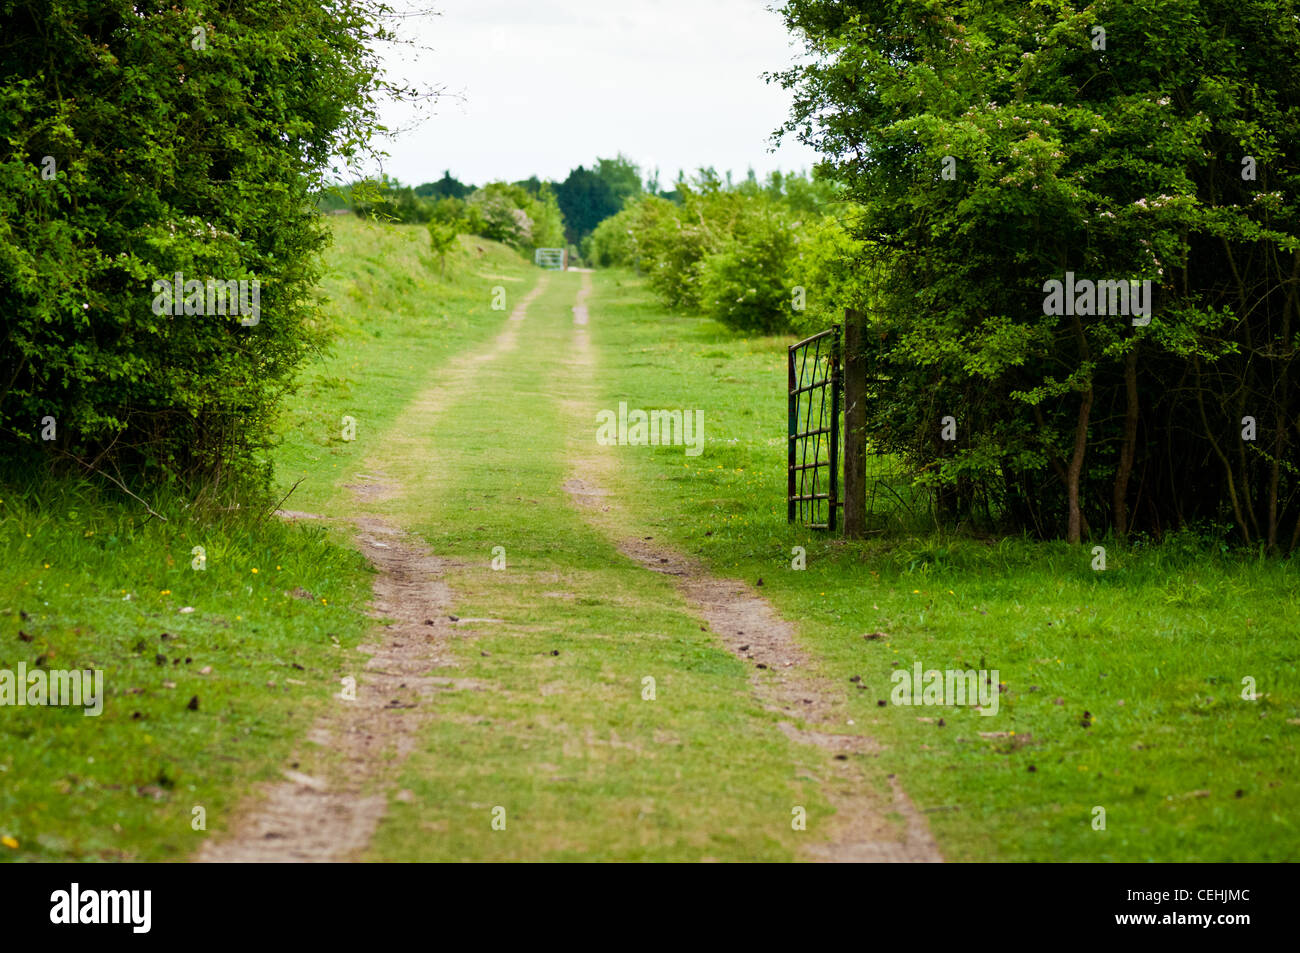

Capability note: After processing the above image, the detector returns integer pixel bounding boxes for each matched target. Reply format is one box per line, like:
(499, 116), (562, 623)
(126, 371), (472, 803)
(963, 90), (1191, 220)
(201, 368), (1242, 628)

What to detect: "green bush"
(699, 201), (798, 334)
(776, 0), (1300, 545)
(465, 181), (565, 250)
(634, 192), (723, 312)
(608, 171), (842, 322)
(0, 0), (396, 490)
(585, 206), (639, 268)
(790, 207), (883, 338)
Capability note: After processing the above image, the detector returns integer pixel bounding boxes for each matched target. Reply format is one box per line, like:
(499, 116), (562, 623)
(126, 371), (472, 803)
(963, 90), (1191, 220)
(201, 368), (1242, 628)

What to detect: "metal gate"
(534, 247), (567, 270)
(788, 326), (840, 530)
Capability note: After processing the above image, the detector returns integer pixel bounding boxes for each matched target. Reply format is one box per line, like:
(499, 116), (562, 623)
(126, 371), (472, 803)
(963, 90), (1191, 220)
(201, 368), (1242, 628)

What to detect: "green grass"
(6, 220), (1295, 863)
(267, 225), (832, 860)
(312, 272), (831, 861)
(585, 269), (1300, 862)
(273, 217), (543, 514)
(0, 475), (371, 860)
(0, 217), (537, 862)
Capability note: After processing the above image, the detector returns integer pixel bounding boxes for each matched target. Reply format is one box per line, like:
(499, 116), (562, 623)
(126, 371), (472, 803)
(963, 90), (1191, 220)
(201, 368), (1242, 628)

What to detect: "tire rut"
(195, 275), (553, 862)
(561, 275), (942, 863)
(197, 518), (455, 862)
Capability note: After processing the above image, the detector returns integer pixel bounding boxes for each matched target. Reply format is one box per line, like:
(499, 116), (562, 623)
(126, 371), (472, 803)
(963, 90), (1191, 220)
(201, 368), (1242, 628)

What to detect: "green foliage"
(555, 165), (621, 246)
(353, 175), (435, 223)
(699, 200), (799, 334)
(352, 174), (563, 252)
(0, 0), (399, 489)
(584, 206), (640, 268)
(528, 183), (566, 250)
(775, 0), (1300, 546)
(606, 169), (839, 332)
(790, 206), (882, 338)
(467, 183), (527, 245)
(465, 181), (564, 250)
(352, 171), (564, 252)
(426, 220), (459, 276)
(594, 154), (643, 207)
(414, 170), (473, 200)
(632, 192), (718, 312)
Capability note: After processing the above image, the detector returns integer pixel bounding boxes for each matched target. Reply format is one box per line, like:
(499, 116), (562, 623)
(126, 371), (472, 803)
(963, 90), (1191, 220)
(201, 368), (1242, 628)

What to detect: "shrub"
(0, 0), (397, 490)
(465, 181), (566, 250)
(699, 201), (799, 334)
(634, 192), (725, 312)
(585, 206), (639, 268)
(791, 207), (883, 338)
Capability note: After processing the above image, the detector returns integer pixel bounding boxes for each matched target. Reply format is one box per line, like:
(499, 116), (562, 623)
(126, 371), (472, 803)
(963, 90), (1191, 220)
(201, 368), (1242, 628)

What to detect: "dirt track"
(562, 271), (941, 862)
(199, 271), (940, 862)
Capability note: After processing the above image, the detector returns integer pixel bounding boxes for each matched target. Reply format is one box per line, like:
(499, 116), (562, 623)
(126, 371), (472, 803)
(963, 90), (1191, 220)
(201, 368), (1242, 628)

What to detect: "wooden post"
(842, 308), (867, 538)
(787, 345), (797, 523)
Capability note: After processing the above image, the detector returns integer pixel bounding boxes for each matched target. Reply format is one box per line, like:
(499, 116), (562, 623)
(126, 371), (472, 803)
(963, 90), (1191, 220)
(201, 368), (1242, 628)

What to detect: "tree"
(0, 0), (402, 489)
(699, 196), (799, 334)
(415, 171), (473, 200)
(512, 175), (543, 197)
(468, 183), (534, 246)
(774, 0), (1300, 547)
(555, 165), (620, 245)
(528, 183), (566, 249)
(427, 220), (460, 277)
(595, 154), (643, 207)
(465, 181), (566, 250)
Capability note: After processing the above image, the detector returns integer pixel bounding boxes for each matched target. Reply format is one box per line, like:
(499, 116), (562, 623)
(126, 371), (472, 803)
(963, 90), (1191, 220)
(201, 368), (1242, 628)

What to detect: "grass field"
(0, 220), (535, 861)
(271, 255), (828, 861)
(3, 219), (1296, 862)
(584, 269), (1300, 862)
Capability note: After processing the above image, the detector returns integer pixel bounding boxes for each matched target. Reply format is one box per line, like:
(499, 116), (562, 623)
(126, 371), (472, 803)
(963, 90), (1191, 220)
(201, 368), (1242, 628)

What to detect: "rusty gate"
(787, 325), (841, 530)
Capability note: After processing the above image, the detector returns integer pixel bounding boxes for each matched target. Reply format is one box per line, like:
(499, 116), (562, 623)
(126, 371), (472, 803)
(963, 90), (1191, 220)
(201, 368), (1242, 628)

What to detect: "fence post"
(787, 344), (797, 523)
(843, 308), (867, 538)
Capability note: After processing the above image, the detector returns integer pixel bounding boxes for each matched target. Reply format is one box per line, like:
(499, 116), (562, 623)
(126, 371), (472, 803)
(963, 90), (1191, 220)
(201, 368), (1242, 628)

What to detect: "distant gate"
(534, 247), (567, 270)
(788, 326), (841, 530)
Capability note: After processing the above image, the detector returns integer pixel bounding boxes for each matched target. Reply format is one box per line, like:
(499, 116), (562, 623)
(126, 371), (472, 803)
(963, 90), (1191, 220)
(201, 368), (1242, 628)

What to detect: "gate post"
(787, 344), (797, 523)
(842, 308), (867, 538)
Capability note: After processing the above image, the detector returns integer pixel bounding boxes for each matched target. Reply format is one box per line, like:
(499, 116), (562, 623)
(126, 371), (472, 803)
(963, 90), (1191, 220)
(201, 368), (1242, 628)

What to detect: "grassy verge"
(587, 269), (1300, 862)
(0, 217), (533, 862)
(0, 475), (370, 860)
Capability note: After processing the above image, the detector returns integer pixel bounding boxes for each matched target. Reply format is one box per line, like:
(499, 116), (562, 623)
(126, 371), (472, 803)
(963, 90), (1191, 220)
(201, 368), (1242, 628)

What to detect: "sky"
(362, 0), (821, 189)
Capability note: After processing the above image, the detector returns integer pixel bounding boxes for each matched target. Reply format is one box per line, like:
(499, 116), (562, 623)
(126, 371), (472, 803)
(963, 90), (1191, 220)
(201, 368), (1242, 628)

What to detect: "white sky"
(363, 0), (820, 189)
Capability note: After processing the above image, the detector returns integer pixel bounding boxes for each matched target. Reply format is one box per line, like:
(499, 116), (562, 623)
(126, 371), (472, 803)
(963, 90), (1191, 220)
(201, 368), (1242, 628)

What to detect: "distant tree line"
(330, 154), (669, 259)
